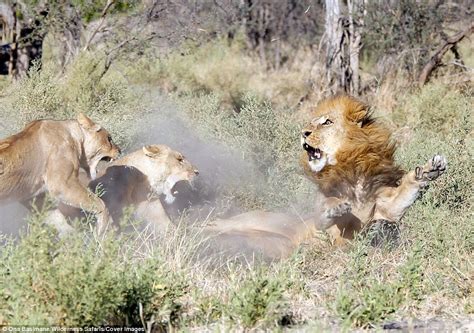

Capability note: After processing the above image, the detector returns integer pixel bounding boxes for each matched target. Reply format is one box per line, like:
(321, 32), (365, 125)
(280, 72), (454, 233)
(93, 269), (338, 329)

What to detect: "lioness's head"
(136, 145), (199, 204)
(77, 113), (121, 179)
(301, 95), (369, 173)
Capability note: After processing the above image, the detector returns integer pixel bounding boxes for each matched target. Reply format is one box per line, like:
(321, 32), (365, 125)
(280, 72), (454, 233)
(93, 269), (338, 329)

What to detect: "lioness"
(0, 113), (120, 233)
(60, 144), (199, 233)
(300, 95), (447, 244)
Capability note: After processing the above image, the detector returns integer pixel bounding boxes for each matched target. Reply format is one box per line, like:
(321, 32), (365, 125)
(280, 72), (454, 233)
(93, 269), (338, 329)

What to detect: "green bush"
(0, 53), (141, 149)
(0, 211), (188, 327)
(334, 242), (425, 328)
(227, 267), (291, 328)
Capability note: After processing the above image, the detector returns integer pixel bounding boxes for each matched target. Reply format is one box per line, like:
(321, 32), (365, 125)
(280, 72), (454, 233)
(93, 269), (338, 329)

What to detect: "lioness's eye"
(323, 119), (333, 126)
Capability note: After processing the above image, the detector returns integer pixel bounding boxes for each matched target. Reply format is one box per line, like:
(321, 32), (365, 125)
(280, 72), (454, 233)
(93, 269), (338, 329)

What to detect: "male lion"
(60, 144), (199, 233)
(300, 95), (447, 244)
(0, 113), (121, 234)
(197, 96), (447, 261)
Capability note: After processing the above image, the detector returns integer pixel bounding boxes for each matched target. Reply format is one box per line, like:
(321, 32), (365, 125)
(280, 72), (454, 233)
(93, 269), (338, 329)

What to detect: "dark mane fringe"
(314, 98), (405, 201)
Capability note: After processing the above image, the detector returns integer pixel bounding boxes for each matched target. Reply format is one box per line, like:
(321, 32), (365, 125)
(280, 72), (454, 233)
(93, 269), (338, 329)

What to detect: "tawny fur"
(59, 144), (199, 234)
(0, 114), (120, 234)
(301, 95), (447, 244)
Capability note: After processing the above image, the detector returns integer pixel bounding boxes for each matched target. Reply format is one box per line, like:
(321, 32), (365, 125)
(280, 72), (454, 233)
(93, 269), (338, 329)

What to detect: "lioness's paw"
(415, 154), (447, 183)
(325, 201), (352, 218)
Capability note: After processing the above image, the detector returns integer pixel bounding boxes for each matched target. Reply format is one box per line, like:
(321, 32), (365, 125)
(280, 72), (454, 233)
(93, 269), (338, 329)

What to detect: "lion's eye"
(323, 119), (333, 126)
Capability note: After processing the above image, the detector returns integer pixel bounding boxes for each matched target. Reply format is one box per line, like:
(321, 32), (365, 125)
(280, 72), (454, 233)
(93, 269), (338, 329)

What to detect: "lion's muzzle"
(303, 142), (322, 161)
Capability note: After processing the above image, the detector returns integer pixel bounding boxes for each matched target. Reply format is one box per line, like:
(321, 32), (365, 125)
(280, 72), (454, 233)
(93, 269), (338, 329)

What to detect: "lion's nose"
(194, 169), (199, 175)
(302, 131), (312, 138)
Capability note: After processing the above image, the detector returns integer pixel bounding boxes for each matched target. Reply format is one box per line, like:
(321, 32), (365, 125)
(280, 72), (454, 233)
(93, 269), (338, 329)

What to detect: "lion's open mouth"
(303, 143), (322, 161)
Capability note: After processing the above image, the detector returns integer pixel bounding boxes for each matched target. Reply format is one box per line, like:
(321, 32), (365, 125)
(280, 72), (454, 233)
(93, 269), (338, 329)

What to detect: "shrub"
(227, 267), (291, 328)
(0, 211), (189, 327)
(0, 53), (141, 149)
(334, 242), (425, 328)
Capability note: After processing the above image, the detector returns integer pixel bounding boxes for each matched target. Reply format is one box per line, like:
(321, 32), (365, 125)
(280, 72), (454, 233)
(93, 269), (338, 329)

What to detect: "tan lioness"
(59, 144), (199, 233)
(0, 113), (121, 233)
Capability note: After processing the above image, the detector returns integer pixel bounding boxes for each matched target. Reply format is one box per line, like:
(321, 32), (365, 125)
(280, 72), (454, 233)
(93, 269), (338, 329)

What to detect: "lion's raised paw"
(415, 154), (447, 183)
(325, 201), (352, 218)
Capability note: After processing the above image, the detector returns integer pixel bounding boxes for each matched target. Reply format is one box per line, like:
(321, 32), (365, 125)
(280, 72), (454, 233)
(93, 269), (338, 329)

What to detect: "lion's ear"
(77, 113), (101, 132)
(143, 145), (161, 158)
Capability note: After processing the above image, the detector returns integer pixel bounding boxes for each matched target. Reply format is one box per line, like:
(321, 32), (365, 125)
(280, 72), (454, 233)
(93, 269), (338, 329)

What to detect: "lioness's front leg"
(45, 162), (111, 235)
(374, 155), (447, 222)
(135, 199), (174, 236)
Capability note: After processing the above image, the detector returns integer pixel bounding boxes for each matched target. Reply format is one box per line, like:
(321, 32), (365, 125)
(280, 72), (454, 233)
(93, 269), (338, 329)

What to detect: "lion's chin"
(302, 141), (329, 172)
(308, 154), (328, 172)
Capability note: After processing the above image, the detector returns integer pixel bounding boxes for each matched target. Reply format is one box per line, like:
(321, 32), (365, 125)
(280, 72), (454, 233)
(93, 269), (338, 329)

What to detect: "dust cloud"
(0, 94), (262, 235)
(0, 117), (29, 236)
(134, 94), (261, 220)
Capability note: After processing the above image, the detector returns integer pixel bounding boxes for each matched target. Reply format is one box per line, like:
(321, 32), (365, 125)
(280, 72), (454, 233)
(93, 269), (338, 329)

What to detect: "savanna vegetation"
(0, 0), (472, 330)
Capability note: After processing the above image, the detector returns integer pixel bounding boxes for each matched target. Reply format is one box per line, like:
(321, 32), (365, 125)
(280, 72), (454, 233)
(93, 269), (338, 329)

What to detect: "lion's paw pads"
(325, 201), (352, 218)
(416, 154), (447, 182)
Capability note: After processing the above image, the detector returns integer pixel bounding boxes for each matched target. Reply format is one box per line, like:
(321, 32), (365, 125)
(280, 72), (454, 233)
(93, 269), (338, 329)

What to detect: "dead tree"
(347, 0), (365, 95)
(324, 0), (344, 89)
(324, 0), (365, 95)
(419, 22), (474, 87)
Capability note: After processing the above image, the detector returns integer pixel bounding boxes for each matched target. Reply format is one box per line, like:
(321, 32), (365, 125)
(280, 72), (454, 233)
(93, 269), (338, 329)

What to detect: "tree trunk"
(58, 2), (82, 69)
(324, 0), (365, 95)
(257, 4), (267, 69)
(347, 0), (365, 95)
(7, 2), (17, 80)
(324, 0), (343, 90)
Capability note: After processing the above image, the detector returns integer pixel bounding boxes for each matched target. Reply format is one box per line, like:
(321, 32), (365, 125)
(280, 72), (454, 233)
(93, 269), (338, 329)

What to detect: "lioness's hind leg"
(317, 198), (353, 230)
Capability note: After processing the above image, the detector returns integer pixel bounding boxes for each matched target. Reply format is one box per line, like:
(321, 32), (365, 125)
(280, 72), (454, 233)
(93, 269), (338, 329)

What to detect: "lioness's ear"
(77, 113), (101, 131)
(143, 145), (161, 158)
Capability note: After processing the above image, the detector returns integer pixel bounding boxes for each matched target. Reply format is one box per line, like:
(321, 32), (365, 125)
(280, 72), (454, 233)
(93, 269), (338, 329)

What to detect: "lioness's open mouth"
(303, 142), (322, 161)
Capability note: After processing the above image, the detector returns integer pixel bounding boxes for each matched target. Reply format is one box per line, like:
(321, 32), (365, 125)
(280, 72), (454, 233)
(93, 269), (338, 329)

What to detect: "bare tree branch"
(83, 0), (116, 51)
(418, 22), (474, 87)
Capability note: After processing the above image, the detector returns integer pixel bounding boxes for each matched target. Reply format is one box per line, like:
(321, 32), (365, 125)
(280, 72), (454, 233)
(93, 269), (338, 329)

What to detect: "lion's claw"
(415, 154), (447, 183)
(325, 201), (352, 218)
